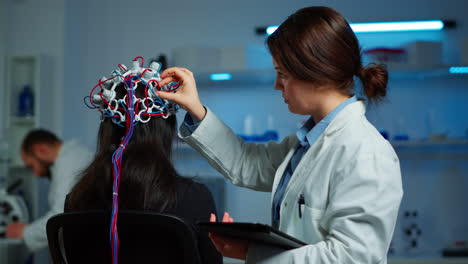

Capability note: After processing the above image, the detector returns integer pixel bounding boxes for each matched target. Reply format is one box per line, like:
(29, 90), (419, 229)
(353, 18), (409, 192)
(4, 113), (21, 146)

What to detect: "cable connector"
(142, 69), (155, 80)
(150, 61), (161, 72)
(150, 62), (162, 79)
(131, 60), (141, 74)
(99, 77), (112, 89)
(102, 89), (116, 100)
(118, 64), (128, 74)
(92, 94), (103, 105)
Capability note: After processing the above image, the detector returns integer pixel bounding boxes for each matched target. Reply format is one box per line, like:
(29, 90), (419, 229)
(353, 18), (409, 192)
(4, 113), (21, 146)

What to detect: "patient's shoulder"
(172, 177), (216, 221)
(176, 177), (213, 201)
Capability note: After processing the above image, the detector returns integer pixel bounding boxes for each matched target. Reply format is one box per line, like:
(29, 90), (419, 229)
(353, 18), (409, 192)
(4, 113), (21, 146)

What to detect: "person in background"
(65, 78), (222, 264)
(157, 6), (403, 264)
(6, 129), (93, 252)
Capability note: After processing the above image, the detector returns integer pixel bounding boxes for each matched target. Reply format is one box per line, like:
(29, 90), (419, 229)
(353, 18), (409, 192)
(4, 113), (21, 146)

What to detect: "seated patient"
(65, 58), (222, 263)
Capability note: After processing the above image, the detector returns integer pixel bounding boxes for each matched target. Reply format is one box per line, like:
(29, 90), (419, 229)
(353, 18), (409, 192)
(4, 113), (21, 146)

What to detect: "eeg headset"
(86, 56), (179, 126)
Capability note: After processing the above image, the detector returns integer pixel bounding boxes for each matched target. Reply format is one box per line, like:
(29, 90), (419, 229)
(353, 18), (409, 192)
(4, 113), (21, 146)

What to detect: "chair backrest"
(46, 210), (201, 264)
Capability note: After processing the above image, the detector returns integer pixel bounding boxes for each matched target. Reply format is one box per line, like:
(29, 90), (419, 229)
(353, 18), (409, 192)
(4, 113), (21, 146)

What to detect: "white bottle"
(243, 115), (254, 136)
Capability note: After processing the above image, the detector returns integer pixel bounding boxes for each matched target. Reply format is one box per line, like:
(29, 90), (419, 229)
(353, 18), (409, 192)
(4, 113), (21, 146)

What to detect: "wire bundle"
(109, 77), (135, 264)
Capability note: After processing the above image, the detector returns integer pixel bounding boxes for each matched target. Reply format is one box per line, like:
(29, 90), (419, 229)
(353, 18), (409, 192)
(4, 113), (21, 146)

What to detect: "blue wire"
(119, 101), (128, 112)
(83, 96), (97, 109)
(143, 111), (164, 115)
(111, 119), (125, 128)
(148, 100), (166, 108)
(103, 109), (118, 118)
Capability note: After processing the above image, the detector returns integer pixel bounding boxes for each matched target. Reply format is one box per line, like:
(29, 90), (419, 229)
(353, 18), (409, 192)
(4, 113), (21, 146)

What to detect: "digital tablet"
(198, 222), (307, 250)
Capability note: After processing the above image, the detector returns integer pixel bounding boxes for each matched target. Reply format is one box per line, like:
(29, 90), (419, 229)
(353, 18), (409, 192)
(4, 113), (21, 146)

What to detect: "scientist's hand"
(158, 67), (206, 122)
(6, 222), (26, 238)
(209, 212), (249, 260)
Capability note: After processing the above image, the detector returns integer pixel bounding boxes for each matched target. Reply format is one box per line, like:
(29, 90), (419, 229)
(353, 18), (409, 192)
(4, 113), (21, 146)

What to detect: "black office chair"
(46, 210), (201, 264)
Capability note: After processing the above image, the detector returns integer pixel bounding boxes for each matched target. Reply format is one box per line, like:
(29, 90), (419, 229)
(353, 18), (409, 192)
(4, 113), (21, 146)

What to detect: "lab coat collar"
(323, 99), (366, 137)
(297, 96), (358, 148)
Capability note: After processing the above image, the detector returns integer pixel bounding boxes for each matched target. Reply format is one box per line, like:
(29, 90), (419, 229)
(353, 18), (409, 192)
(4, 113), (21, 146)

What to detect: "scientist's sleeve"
(247, 152), (403, 263)
(179, 107), (297, 192)
(22, 178), (69, 251)
(22, 141), (92, 251)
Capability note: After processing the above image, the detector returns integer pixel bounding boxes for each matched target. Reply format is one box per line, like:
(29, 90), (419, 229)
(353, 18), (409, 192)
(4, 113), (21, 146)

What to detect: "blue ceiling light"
(210, 73), (232, 81)
(258, 20), (455, 35)
(266, 26), (278, 35)
(350, 20), (444, 33)
(449, 66), (468, 74)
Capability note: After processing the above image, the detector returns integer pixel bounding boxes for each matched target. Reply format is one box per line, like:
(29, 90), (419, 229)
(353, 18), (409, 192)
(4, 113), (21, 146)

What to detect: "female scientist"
(158, 6), (403, 264)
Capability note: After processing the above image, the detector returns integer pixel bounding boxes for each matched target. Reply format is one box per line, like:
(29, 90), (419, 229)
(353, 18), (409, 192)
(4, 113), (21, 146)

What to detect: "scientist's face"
(21, 150), (51, 178)
(273, 59), (318, 115)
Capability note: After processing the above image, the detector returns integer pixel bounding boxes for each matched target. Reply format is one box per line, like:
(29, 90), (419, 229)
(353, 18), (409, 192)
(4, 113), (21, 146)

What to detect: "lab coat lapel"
(280, 100), (366, 207)
(282, 136), (325, 203)
(270, 144), (298, 204)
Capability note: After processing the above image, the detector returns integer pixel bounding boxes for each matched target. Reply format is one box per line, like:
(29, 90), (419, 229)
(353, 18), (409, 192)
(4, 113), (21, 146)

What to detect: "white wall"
(3, 0), (65, 136)
(0, 0), (6, 138)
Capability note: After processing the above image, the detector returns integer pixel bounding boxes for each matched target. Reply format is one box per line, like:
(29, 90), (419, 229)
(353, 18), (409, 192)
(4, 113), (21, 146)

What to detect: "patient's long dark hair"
(67, 82), (178, 212)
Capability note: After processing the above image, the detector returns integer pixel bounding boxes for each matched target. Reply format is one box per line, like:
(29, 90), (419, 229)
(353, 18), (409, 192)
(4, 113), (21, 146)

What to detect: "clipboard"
(198, 222), (307, 250)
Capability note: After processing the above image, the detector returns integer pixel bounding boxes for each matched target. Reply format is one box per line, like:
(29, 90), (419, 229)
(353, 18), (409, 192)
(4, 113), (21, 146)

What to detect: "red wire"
(165, 88), (178, 93)
(99, 94), (112, 108)
(99, 94), (125, 111)
(133, 56), (144, 68)
(148, 80), (161, 92)
(144, 87), (149, 108)
(140, 69), (150, 78)
(135, 99), (140, 115)
(89, 80), (103, 108)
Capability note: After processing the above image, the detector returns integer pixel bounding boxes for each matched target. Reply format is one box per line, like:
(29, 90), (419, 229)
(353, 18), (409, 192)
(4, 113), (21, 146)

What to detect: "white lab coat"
(179, 100), (403, 264)
(22, 140), (93, 251)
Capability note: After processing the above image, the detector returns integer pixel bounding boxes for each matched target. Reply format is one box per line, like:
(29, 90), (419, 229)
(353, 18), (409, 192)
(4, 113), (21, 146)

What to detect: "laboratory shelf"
(391, 139), (468, 160)
(10, 117), (35, 126)
(195, 64), (468, 87)
(386, 63), (468, 80)
(173, 139), (468, 160)
(391, 139), (468, 147)
(195, 69), (276, 87)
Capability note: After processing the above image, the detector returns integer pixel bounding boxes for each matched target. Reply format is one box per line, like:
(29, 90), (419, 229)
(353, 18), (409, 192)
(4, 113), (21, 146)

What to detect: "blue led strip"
(266, 20), (445, 35)
(210, 73), (232, 81)
(449, 66), (468, 74)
